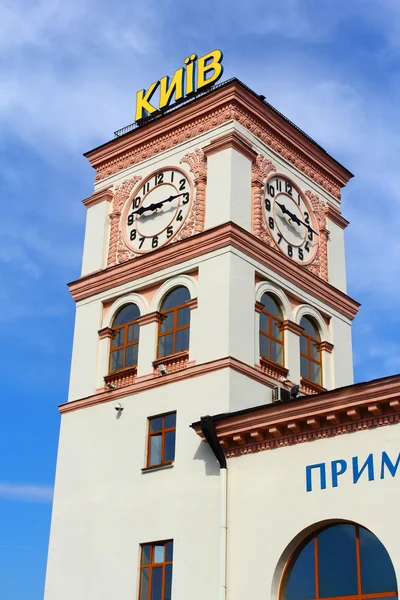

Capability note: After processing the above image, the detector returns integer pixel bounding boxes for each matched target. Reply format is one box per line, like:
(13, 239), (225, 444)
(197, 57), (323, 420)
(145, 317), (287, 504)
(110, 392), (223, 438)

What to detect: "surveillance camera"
(114, 402), (123, 412)
(106, 382), (116, 390)
(158, 364), (168, 376)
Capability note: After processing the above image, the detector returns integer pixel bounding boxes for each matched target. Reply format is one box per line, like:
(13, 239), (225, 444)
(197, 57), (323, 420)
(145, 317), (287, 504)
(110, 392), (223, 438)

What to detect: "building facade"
(44, 78), (399, 600)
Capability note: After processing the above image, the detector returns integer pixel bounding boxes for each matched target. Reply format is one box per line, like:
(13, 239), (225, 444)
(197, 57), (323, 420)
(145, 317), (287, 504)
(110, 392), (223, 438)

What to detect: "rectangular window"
(147, 413), (176, 468)
(139, 541), (173, 600)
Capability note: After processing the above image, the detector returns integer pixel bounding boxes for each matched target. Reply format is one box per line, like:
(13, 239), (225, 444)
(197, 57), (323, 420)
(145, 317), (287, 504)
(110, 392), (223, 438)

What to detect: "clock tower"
(44, 78), (359, 599)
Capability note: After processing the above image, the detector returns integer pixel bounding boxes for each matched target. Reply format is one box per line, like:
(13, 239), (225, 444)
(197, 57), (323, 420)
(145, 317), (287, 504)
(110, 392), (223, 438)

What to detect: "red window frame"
(147, 413), (176, 468)
(109, 316), (140, 374)
(139, 540), (173, 600)
(157, 301), (190, 358)
(300, 330), (322, 385)
(259, 306), (284, 365)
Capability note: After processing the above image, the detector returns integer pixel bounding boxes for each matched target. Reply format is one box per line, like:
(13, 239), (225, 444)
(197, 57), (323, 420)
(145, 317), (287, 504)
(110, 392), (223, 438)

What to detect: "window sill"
(300, 376), (326, 395)
(153, 351), (189, 375)
(104, 366), (137, 389)
(259, 356), (288, 381)
(141, 463), (174, 474)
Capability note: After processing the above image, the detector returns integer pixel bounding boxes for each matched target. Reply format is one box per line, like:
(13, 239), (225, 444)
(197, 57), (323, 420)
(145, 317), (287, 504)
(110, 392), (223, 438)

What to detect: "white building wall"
(81, 200), (110, 276)
(327, 219), (347, 293)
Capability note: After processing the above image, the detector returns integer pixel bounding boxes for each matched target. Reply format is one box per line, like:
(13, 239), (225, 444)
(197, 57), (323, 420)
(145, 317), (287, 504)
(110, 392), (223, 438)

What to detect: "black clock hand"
(276, 202), (319, 236)
(133, 193), (184, 216)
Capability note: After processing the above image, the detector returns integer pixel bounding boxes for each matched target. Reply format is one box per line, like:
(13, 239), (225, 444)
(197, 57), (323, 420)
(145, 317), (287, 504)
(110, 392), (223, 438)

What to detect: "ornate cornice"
(192, 374), (400, 458)
(82, 188), (113, 209)
(203, 130), (257, 162)
(326, 203), (349, 229)
(68, 222), (360, 321)
(282, 320), (304, 336)
(85, 81), (352, 200)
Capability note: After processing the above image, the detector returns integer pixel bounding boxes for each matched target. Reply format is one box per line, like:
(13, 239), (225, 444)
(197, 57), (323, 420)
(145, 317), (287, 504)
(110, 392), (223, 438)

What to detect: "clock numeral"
(277, 233), (283, 245)
(152, 236), (159, 248)
(143, 183), (150, 195)
(176, 209), (183, 222)
(308, 231), (313, 242)
(265, 198), (271, 211)
(182, 192), (190, 204)
(305, 242), (310, 252)
(166, 226), (173, 238)
(155, 172), (164, 185)
(287, 244), (293, 258)
(276, 179), (282, 192)
(170, 171), (174, 183)
(268, 216), (274, 230)
(285, 181), (292, 196)
(139, 236), (145, 249)
(130, 229), (137, 241)
(304, 211), (310, 224)
(127, 213), (134, 226)
(298, 248), (304, 261)
(266, 184), (275, 198)
(297, 194), (302, 206)
(179, 178), (186, 191)
(132, 196), (141, 210)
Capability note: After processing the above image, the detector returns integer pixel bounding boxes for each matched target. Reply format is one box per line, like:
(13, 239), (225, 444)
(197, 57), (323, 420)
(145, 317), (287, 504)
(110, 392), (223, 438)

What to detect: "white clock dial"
(122, 167), (193, 254)
(264, 175), (319, 264)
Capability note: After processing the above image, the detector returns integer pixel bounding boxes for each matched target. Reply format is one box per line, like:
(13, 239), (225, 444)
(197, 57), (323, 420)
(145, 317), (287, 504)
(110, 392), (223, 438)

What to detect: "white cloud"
(0, 482), (53, 503)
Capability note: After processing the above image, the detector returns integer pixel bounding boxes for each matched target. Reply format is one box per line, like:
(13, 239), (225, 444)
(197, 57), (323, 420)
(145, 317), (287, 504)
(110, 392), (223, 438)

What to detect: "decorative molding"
(59, 356), (282, 414)
(153, 351), (191, 375)
(320, 341), (334, 354)
(82, 188), (113, 209)
(259, 357), (288, 382)
(303, 189), (329, 282)
(203, 130), (257, 163)
(300, 377), (326, 396)
(255, 301), (265, 314)
(107, 175), (141, 267)
(191, 374), (400, 459)
(178, 148), (207, 240)
(104, 367), (137, 390)
(186, 298), (198, 310)
(326, 203), (349, 230)
(69, 223), (360, 321)
(85, 82), (352, 200)
(137, 311), (161, 326)
(98, 326), (113, 340)
(251, 154), (276, 244)
(282, 320), (304, 336)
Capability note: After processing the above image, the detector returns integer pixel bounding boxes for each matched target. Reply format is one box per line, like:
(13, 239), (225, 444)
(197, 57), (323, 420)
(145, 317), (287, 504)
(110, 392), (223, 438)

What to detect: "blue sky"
(1, 0), (400, 597)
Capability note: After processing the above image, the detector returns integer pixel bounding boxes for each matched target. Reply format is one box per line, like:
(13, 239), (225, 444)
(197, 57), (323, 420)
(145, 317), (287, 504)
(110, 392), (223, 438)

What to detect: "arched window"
(300, 316), (322, 385)
(259, 293), (284, 365)
(109, 304), (140, 373)
(281, 523), (397, 600)
(158, 286), (191, 358)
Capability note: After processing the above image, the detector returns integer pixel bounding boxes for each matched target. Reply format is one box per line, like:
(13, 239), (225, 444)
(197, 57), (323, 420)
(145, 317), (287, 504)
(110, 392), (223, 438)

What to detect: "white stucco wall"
(81, 200), (111, 276)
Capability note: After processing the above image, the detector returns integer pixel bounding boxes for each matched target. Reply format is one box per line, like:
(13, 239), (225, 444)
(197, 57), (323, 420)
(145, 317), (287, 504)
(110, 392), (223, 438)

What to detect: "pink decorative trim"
(82, 188), (113, 209)
(320, 341), (334, 354)
(192, 374), (400, 458)
(300, 376), (326, 396)
(98, 327), (113, 340)
(303, 189), (329, 281)
(255, 301), (265, 314)
(107, 175), (141, 267)
(186, 298), (198, 310)
(251, 154), (276, 243)
(153, 351), (190, 375)
(179, 149), (207, 238)
(203, 131), (257, 163)
(137, 311), (161, 326)
(59, 356), (291, 414)
(104, 367), (137, 389)
(326, 203), (349, 229)
(69, 223), (360, 321)
(85, 82), (351, 199)
(282, 320), (304, 336)
(259, 357), (288, 381)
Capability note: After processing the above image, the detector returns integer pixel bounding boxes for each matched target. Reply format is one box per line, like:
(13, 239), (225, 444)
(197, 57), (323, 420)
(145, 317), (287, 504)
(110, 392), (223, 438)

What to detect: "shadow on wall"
(192, 440), (221, 477)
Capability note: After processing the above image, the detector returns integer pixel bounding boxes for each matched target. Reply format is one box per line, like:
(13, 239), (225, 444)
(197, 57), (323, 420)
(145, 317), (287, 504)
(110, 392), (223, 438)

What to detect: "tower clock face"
(122, 166), (193, 254)
(263, 175), (319, 264)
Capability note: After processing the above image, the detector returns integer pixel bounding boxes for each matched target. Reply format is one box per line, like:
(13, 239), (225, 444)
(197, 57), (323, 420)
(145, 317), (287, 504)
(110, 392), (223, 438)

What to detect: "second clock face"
(263, 175), (319, 264)
(122, 167), (193, 253)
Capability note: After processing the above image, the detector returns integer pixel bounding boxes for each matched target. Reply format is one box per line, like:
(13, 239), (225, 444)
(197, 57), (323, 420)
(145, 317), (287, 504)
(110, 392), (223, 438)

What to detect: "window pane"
(128, 323), (139, 343)
(158, 334), (173, 358)
(176, 328), (189, 353)
(149, 435), (162, 466)
(260, 293), (282, 319)
(164, 413), (176, 429)
(311, 362), (322, 385)
(272, 318), (283, 340)
(160, 311), (174, 333)
(300, 356), (309, 379)
(154, 545), (164, 563)
(300, 316), (319, 340)
(125, 344), (138, 367)
(150, 417), (163, 433)
(151, 566), (163, 600)
(318, 524), (358, 598)
(310, 341), (320, 360)
(359, 526), (397, 594)
(164, 430), (176, 462)
(110, 349), (124, 372)
(285, 537), (315, 600)
(271, 341), (283, 365)
(112, 328), (124, 348)
(166, 541), (173, 562)
(260, 312), (269, 334)
(142, 545), (151, 565)
(260, 333), (270, 359)
(113, 304), (140, 326)
(177, 307), (190, 327)
(165, 564), (173, 600)
(300, 335), (308, 355)
(161, 287), (190, 310)
(140, 567), (149, 600)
